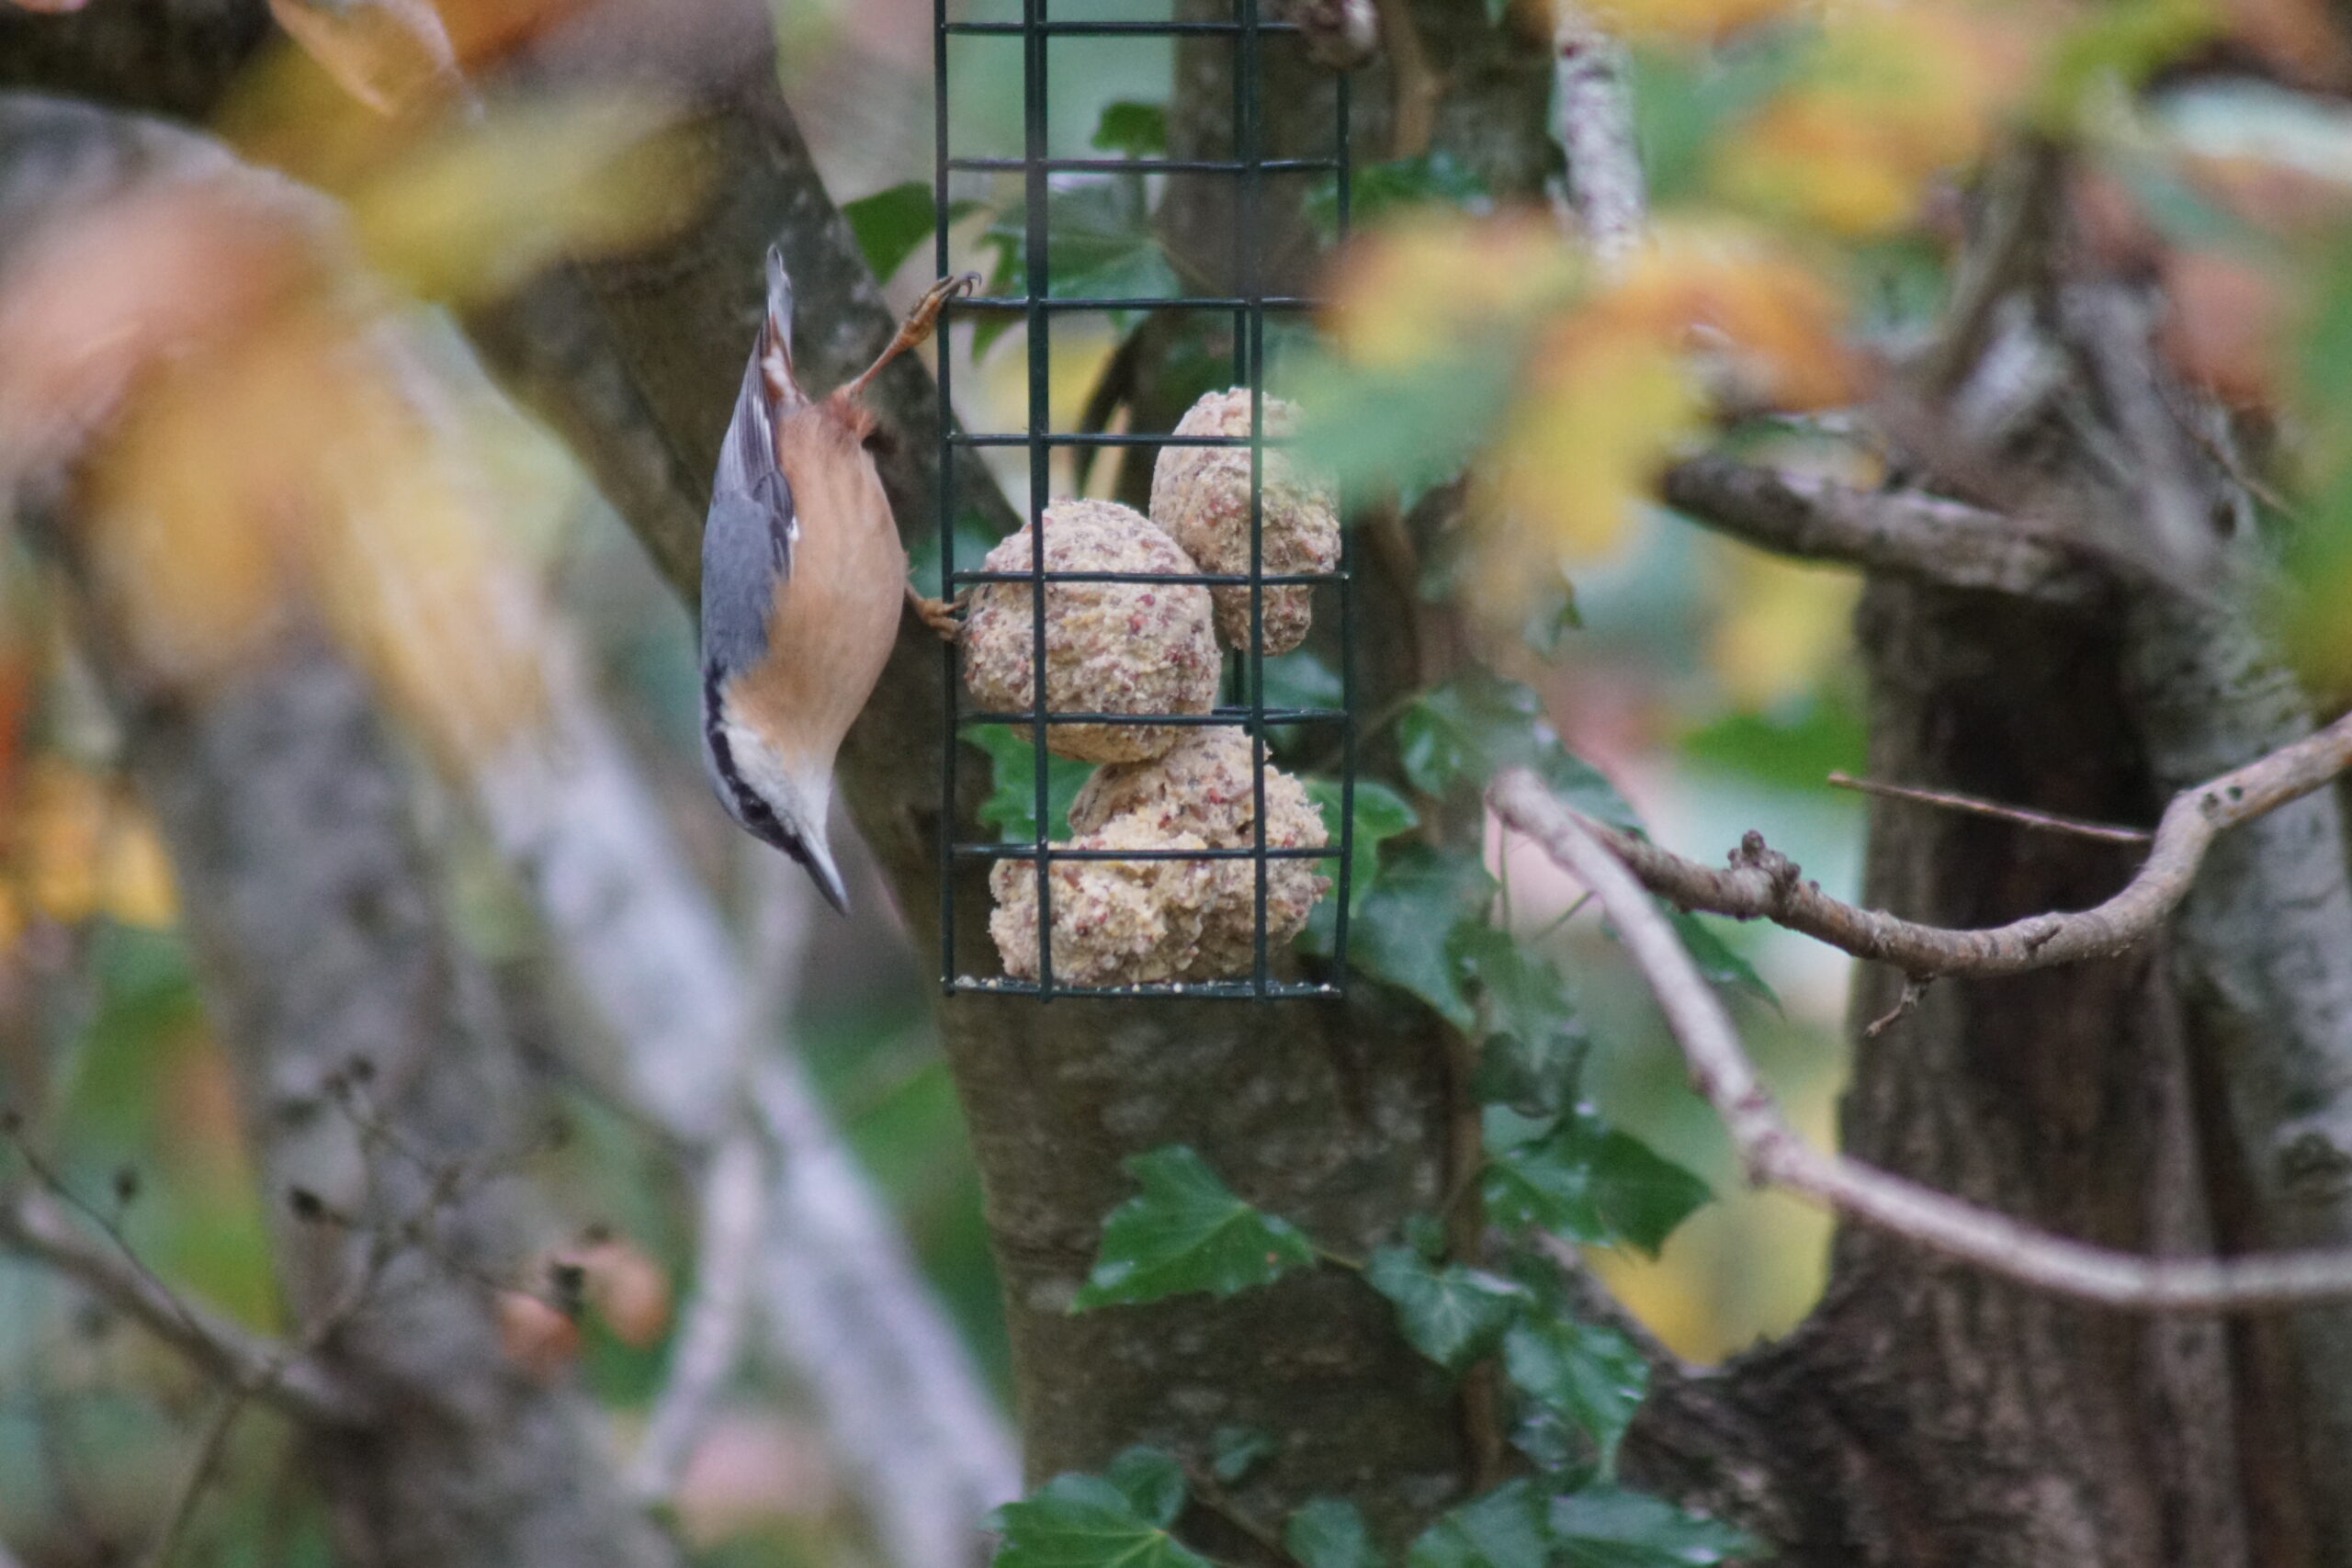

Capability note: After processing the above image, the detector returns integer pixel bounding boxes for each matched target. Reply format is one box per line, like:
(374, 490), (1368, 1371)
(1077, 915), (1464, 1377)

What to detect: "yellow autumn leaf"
(1607, 223), (1857, 409)
(1578, 0), (1801, 44)
(348, 90), (707, 301)
(1324, 211), (1583, 369)
(1487, 322), (1700, 579)
(306, 354), (557, 769)
(1703, 540), (1862, 708)
(10, 760), (177, 931)
(1712, 3), (2028, 236)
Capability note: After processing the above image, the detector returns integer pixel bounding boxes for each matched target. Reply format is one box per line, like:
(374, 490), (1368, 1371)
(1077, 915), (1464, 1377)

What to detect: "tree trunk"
(21, 3), (2352, 1563)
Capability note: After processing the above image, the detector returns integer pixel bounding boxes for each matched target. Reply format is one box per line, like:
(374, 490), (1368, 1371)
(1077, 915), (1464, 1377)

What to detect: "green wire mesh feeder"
(933, 0), (1357, 999)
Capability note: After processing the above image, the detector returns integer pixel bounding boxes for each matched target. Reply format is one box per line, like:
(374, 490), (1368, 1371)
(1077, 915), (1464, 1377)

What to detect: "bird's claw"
(907, 584), (967, 642)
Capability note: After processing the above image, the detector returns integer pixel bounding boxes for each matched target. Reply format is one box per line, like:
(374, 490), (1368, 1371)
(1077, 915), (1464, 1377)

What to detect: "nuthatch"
(700, 248), (974, 911)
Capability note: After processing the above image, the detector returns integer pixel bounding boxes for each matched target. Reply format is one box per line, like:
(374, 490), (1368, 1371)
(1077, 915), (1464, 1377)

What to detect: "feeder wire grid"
(933, 0), (1358, 1000)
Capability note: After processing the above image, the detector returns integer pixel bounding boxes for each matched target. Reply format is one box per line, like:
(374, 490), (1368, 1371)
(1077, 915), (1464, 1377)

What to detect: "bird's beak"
(804, 840), (851, 916)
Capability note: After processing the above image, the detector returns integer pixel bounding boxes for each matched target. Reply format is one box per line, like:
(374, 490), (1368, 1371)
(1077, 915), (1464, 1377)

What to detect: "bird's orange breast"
(720, 400), (908, 773)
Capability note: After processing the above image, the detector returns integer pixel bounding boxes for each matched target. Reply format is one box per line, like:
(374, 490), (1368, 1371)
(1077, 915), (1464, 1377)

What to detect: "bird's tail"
(760, 244), (807, 412)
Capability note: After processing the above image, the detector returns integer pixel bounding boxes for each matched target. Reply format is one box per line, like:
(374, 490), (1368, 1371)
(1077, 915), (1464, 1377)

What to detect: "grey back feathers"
(703, 243), (802, 682)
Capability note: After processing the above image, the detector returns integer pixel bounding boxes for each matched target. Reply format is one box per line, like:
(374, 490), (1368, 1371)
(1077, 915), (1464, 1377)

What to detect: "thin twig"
(1862, 977), (1929, 1040)
(138, 1206), (412, 1567)
(1825, 771), (2152, 845)
(0, 1190), (361, 1426)
(1491, 765), (2352, 1311)
(629, 1128), (766, 1501)
(1491, 710), (2352, 981)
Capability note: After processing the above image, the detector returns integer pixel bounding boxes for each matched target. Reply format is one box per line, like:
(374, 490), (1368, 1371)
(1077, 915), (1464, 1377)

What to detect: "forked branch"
(1491, 765), (2352, 1311)
(1492, 710), (2352, 981)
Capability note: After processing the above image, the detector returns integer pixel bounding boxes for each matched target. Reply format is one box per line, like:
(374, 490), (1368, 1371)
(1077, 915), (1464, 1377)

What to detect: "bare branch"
(1551, 4), (1644, 266)
(1659, 457), (2104, 604)
(0, 1190), (364, 1427)
(1490, 710), (2352, 980)
(1824, 771), (2152, 845)
(1491, 765), (2352, 1312)
(628, 1128), (765, 1502)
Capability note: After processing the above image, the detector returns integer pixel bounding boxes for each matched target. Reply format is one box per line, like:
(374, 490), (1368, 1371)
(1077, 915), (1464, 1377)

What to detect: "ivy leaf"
(1473, 1031), (1587, 1120)
(1349, 843), (1495, 1027)
(967, 725), (1094, 843)
(1104, 1447), (1188, 1528)
(1293, 346), (1519, 502)
(1406, 1481), (1549, 1568)
(1395, 670), (1639, 827)
(907, 506), (1011, 598)
(1072, 1146), (1317, 1310)
(1287, 1498), (1385, 1568)
(1367, 1247), (1526, 1371)
(1501, 1316), (1649, 1476)
(1657, 906), (1778, 1010)
(1482, 1111), (1712, 1256)
(1304, 150), (1491, 240)
(1452, 925), (1578, 1051)
(1548, 1487), (1755, 1568)
(1210, 1426), (1277, 1484)
(980, 175), (1178, 305)
(1303, 777), (1419, 937)
(988, 1473), (1213, 1568)
(843, 180), (974, 282)
(1091, 99), (1169, 156)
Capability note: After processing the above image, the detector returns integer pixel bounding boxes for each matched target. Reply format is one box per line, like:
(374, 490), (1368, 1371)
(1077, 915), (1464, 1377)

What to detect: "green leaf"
(988, 1473), (1214, 1568)
(1395, 670), (1639, 827)
(1406, 1482), (1549, 1568)
(1287, 1498), (1385, 1568)
(1367, 1247), (1525, 1371)
(1073, 1145), (1317, 1310)
(1104, 1447), (1188, 1527)
(1293, 346), (1519, 505)
(1473, 1031), (1587, 1120)
(1676, 694), (1865, 793)
(1625, 32), (1810, 206)
(967, 725), (1094, 843)
(1349, 843), (1495, 1027)
(1261, 648), (1347, 714)
(1210, 1426), (1277, 1485)
(1481, 1110), (1711, 1256)
(1548, 1487), (1754, 1568)
(1657, 906), (1777, 1010)
(1453, 925), (1578, 1053)
(1302, 777), (1419, 935)
(843, 181), (969, 282)
(1501, 1316), (1648, 1476)
(1091, 99), (1169, 156)
(1304, 151), (1492, 240)
(980, 175), (1178, 308)
(908, 506), (1010, 597)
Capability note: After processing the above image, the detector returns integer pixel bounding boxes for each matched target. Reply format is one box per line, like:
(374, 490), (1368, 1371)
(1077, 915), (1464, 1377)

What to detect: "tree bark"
(115, 644), (681, 1568)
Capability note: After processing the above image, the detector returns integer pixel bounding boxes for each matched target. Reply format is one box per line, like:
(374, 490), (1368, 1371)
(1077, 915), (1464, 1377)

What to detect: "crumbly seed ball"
(1069, 727), (1329, 979)
(961, 499), (1221, 762)
(989, 819), (1216, 986)
(1148, 389), (1339, 656)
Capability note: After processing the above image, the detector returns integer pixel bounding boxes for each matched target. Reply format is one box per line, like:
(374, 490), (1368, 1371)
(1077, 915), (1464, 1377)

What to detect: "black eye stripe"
(703, 668), (827, 872)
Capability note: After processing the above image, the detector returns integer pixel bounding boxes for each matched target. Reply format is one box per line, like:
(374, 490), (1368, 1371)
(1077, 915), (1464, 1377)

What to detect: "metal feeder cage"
(934, 0), (1357, 1000)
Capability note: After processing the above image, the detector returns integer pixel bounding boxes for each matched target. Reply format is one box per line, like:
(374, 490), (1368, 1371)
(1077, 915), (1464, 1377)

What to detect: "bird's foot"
(845, 273), (981, 400)
(907, 583), (966, 642)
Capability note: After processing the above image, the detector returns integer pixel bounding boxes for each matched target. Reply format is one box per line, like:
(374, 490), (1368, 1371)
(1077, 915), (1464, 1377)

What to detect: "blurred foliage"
(15, 0), (2352, 1561)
